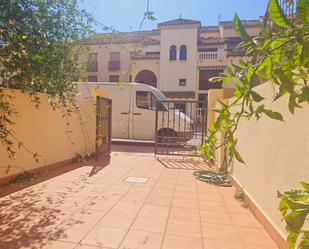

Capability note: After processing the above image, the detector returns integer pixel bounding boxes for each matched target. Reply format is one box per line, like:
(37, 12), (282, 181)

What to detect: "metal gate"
(155, 100), (207, 157)
(96, 96), (112, 161)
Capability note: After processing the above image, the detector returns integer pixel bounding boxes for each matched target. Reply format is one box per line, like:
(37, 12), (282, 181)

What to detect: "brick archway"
(135, 70), (157, 88)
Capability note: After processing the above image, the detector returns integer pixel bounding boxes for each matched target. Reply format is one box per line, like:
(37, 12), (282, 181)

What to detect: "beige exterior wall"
(229, 83), (309, 237)
(82, 43), (136, 82)
(131, 59), (160, 87)
(220, 26), (260, 37)
(0, 89), (97, 178)
(200, 31), (220, 38)
(159, 26), (198, 93)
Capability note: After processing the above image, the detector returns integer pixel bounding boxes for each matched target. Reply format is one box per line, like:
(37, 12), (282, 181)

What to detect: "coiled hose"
(193, 170), (232, 187)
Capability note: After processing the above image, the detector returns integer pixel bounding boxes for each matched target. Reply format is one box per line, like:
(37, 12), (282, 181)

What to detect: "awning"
(199, 66), (227, 71)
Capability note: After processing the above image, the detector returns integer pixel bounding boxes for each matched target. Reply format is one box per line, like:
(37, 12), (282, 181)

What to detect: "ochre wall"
(0, 88), (97, 178)
(230, 83), (309, 237)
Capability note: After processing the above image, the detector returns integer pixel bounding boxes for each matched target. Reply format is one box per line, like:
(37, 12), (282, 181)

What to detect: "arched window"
(169, 45), (177, 61)
(180, 45), (187, 60)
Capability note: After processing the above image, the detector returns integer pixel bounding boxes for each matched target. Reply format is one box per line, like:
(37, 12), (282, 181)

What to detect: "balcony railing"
(227, 50), (246, 57)
(131, 53), (160, 60)
(199, 52), (224, 60)
(87, 61), (98, 72)
(108, 60), (120, 71)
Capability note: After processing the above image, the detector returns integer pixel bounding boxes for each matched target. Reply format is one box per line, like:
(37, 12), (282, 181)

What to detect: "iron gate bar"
(155, 100), (207, 157)
(96, 96), (112, 161)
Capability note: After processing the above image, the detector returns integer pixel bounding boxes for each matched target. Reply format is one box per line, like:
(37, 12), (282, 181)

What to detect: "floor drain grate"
(123, 177), (149, 184)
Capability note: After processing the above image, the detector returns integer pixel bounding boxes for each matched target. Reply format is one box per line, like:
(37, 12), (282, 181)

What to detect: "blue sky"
(79, 0), (269, 32)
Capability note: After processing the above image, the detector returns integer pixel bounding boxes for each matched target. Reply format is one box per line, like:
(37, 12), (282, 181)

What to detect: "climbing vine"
(200, 1), (309, 247)
(201, 0), (309, 166)
(0, 0), (156, 171)
(0, 0), (95, 162)
(278, 182), (309, 248)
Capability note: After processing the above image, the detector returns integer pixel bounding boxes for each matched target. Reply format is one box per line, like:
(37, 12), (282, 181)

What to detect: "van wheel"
(157, 128), (178, 144)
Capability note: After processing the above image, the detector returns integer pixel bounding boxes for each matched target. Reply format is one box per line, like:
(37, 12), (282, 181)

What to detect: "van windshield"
(152, 89), (167, 102)
(152, 89), (175, 110)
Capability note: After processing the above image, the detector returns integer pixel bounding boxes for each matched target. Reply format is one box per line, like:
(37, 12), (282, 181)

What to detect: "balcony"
(227, 49), (246, 57)
(108, 60), (120, 71)
(87, 61), (98, 72)
(130, 52), (160, 60)
(199, 51), (224, 61)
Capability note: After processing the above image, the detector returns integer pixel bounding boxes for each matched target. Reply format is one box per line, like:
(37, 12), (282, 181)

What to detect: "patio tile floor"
(0, 146), (279, 249)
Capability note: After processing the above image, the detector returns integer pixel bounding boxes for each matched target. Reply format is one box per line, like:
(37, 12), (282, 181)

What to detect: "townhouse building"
(80, 17), (261, 113)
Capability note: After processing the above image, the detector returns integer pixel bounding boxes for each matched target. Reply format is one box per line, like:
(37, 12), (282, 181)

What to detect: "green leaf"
(233, 13), (250, 40)
(299, 87), (309, 104)
(298, 238), (309, 249)
(300, 182), (309, 192)
(251, 90), (265, 102)
(285, 208), (309, 232)
(268, 0), (292, 27)
(287, 232), (298, 249)
(288, 95), (302, 114)
(276, 69), (294, 94)
(5, 165), (11, 174)
(234, 149), (245, 164)
(300, 44), (309, 67)
(273, 86), (287, 101)
(285, 198), (309, 211)
(289, 95), (296, 114)
(263, 109), (284, 121)
(296, 0), (309, 23)
(209, 77), (223, 83)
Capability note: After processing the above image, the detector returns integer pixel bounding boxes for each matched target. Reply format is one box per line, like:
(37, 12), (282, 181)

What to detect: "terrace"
(0, 145), (277, 249)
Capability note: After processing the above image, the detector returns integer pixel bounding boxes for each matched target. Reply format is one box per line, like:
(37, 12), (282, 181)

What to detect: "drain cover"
(123, 177), (149, 184)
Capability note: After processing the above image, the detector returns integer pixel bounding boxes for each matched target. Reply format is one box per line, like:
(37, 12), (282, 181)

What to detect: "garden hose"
(193, 170), (232, 187)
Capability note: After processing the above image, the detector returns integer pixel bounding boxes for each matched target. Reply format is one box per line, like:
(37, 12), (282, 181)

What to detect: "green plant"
(234, 188), (245, 202)
(0, 0), (95, 161)
(278, 182), (309, 249)
(201, 0), (309, 166)
(9, 171), (34, 184)
(75, 153), (91, 163)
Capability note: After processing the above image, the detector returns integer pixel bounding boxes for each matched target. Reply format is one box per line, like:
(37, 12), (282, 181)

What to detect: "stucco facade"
(80, 18), (261, 105)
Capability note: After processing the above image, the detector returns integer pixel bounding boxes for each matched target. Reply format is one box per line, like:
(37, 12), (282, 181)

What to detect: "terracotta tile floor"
(0, 146), (279, 249)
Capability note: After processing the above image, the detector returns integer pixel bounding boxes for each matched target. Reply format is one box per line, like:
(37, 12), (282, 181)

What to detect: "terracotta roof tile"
(158, 18), (201, 28)
(200, 26), (220, 32)
(219, 20), (261, 28)
(81, 30), (160, 45)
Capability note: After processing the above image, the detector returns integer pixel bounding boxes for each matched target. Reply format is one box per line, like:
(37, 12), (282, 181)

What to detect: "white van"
(78, 82), (193, 141)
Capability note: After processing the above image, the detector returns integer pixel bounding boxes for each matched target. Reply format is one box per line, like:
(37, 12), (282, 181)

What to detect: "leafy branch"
(201, 0), (309, 167)
(278, 182), (309, 248)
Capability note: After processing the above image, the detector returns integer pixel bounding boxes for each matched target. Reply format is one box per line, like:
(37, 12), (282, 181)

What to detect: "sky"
(79, 0), (269, 33)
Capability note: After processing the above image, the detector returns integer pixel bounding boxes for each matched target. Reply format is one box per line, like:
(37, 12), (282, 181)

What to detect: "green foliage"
(297, 0), (309, 23)
(268, 0), (293, 27)
(233, 13), (250, 40)
(75, 153), (91, 163)
(0, 0), (94, 160)
(201, 0), (309, 166)
(278, 182), (309, 249)
(9, 170), (34, 184)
